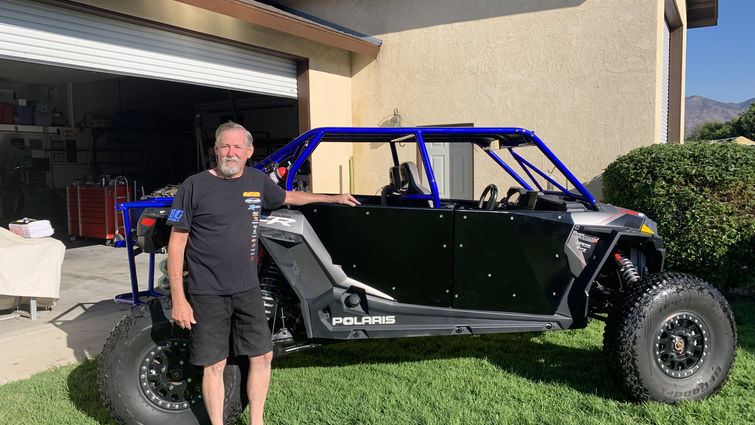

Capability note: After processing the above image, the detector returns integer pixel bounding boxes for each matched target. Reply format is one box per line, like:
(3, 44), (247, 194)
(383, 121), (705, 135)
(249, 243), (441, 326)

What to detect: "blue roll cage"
(254, 127), (598, 209)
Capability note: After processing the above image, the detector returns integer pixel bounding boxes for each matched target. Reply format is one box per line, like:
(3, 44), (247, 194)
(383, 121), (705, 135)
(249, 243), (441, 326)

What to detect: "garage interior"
(0, 58), (299, 244)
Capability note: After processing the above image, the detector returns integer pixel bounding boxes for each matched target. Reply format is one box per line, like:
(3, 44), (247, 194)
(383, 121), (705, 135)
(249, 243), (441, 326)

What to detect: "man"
(167, 121), (359, 425)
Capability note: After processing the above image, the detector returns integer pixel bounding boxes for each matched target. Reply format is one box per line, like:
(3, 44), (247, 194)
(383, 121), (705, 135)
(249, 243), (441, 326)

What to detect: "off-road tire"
(98, 297), (248, 425)
(603, 272), (736, 403)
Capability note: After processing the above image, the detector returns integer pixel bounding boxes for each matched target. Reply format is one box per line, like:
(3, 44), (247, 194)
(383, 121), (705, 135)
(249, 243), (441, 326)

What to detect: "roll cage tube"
(415, 131), (442, 207)
(509, 150), (571, 194)
(485, 149), (533, 190)
(285, 130), (325, 191)
(527, 132), (597, 205)
(254, 127), (598, 209)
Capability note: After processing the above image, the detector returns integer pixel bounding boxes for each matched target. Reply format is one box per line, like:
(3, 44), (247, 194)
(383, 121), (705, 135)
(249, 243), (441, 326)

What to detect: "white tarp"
(0, 227), (64, 299)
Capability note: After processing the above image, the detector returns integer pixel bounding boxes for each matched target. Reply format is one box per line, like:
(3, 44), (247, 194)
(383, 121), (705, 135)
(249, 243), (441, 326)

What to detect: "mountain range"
(685, 96), (755, 137)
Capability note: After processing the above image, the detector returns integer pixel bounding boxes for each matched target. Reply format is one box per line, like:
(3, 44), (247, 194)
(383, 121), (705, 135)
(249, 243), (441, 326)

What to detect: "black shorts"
(187, 289), (273, 366)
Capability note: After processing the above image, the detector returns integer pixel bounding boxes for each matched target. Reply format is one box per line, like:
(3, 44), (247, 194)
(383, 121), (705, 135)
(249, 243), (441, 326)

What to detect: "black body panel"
(453, 209), (574, 314)
(300, 204), (454, 307)
(308, 288), (572, 340)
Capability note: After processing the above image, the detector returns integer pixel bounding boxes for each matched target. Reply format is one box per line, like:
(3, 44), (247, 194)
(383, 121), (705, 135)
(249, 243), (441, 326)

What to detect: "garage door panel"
(0, 0), (297, 98)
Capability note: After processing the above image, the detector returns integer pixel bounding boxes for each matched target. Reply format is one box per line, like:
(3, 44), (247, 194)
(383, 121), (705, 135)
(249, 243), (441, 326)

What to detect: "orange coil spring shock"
(614, 253), (640, 287)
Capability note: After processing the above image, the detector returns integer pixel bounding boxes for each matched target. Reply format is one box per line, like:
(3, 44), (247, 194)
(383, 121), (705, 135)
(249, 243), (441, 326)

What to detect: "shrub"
(603, 142), (755, 290)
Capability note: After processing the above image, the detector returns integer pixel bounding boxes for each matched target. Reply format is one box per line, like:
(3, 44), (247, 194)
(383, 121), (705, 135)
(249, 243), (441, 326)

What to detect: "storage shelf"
(0, 124), (75, 134)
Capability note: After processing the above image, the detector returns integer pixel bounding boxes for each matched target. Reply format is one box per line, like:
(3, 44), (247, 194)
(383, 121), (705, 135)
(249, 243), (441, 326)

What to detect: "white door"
(425, 142), (473, 199)
(0, 0), (297, 98)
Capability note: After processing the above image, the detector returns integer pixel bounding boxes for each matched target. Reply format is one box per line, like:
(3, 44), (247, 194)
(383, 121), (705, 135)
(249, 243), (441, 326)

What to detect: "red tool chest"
(67, 185), (132, 241)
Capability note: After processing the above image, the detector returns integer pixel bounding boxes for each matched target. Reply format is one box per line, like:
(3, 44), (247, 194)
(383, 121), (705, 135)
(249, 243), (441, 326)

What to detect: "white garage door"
(0, 0), (297, 98)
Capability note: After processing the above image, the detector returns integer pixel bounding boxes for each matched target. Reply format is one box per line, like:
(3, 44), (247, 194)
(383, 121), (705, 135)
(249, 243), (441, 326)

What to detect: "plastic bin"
(34, 111), (52, 126)
(16, 105), (33, 125)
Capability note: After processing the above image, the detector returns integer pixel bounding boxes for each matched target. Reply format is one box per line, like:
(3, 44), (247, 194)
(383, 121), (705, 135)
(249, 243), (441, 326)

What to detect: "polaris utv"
(98, 127), (737, 425)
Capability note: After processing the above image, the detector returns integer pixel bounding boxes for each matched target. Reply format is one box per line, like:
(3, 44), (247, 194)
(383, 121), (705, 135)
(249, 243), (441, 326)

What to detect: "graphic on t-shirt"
(167, 209), (184, 222)
(247, 195), (262, 258)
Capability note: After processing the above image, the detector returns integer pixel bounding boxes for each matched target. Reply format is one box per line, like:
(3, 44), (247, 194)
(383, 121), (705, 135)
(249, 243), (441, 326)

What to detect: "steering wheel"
(477, 184), (499, 210)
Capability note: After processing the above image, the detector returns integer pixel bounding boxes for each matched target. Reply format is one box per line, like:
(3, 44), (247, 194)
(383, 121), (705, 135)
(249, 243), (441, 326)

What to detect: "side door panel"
(453, 210), (574, 315)
(300, 205), (454, 307)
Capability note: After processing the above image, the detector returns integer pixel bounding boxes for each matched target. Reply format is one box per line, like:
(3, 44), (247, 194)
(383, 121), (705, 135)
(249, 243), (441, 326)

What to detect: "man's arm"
(284, 191), (360, 206)
(167, 227), (196, 330)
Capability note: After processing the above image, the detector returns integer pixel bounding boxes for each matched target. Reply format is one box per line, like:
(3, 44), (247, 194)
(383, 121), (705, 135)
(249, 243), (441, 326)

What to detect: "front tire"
(603, 272), (737, 403)
(98, 297), (248, 425)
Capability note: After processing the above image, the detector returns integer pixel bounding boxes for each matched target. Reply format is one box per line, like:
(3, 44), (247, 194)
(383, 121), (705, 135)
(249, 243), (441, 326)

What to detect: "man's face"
(214, 128), (253, 178)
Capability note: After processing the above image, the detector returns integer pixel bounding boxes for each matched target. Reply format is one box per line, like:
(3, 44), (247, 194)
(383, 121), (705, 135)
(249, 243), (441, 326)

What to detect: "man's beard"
(218, 156), (243, 177)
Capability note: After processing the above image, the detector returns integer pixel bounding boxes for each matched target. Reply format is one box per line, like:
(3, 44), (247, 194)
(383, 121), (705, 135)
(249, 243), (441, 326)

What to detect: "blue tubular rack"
(257, 126), (598, 209)
(109, 127), (597, 306)
(114, 197), (174, 307)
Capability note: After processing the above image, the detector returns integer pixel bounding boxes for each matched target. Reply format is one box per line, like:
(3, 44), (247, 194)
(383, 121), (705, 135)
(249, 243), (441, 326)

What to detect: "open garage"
(0, 0), (302, 240)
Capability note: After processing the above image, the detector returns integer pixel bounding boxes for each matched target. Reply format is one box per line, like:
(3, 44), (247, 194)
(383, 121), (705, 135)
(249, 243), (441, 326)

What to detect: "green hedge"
(603, 142), (755, 290)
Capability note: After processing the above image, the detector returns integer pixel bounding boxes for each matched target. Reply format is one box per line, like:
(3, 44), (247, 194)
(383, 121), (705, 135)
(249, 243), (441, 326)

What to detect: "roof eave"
(173, 0), (381, 58)
(686, 0), (718, 28)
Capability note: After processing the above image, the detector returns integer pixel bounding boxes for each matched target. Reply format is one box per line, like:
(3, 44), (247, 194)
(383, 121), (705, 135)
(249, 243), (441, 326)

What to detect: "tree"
(687, 103), (755, 141)
(687, 121), (736, 141)
(732, 104), (755, 140)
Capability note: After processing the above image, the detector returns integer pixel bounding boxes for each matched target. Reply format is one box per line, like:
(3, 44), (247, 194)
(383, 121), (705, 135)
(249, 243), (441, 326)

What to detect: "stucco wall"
(278, 0), (687, 200)
(68, 0), (691, 199)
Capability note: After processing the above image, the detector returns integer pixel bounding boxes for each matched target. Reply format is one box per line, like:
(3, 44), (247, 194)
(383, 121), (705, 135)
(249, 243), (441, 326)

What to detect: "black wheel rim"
(138, 339), (202, 410)
(654, 312), (710, 378)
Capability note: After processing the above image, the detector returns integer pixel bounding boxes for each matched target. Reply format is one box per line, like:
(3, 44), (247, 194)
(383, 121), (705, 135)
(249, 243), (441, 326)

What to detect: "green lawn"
(1, 303), (752, 425)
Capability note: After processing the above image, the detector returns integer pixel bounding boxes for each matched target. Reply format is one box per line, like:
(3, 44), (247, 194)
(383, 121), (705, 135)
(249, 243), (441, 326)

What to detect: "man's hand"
(172, 299), (196, 330)
(330, 193), (361, 206)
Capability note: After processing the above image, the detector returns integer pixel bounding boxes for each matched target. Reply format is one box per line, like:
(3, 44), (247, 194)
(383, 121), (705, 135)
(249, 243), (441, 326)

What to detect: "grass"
(0, 303), (753, 425)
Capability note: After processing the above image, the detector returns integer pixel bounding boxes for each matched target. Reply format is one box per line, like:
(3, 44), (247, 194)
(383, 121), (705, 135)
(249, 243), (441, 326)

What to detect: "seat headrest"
(399, 161), (430, 195)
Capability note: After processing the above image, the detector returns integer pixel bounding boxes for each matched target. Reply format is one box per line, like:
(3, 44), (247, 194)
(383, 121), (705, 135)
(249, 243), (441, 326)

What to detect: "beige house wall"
(279, 0), (690, 200)
(66, 0), (693, 199)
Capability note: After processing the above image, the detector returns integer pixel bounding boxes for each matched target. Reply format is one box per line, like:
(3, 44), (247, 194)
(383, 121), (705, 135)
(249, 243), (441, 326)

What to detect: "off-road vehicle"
(98, 127), (737, 425)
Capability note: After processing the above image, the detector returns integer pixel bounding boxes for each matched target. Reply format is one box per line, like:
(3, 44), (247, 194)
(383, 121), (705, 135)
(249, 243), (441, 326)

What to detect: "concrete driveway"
(0, 244), (166, 385)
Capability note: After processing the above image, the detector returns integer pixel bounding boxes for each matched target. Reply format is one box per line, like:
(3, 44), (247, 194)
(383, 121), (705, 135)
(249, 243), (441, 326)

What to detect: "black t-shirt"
(167, 167), (286, 295)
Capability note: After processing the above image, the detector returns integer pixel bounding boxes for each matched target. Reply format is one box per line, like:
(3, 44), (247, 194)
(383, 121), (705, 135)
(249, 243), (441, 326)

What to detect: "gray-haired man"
(167, 121), (358, 425)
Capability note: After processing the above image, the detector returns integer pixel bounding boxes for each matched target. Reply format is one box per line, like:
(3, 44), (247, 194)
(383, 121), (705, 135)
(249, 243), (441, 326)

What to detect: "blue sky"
(685, 0), (755, 103)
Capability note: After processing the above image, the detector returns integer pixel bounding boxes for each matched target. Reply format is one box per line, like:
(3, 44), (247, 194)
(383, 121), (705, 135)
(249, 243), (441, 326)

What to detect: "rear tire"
(98, 297), (248, 425)
(603, 272), (736, 403)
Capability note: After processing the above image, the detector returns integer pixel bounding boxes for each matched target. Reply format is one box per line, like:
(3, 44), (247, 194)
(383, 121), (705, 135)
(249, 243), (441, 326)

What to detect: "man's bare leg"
(248, 351), (273, 425)
(203, 359), (227, 425)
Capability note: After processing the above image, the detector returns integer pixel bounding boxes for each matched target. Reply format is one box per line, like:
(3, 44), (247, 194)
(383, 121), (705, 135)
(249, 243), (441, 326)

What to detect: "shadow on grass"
(66, 357), (117, 425)
(273, 329), (628, 402)
(732, 303), (755, 351)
